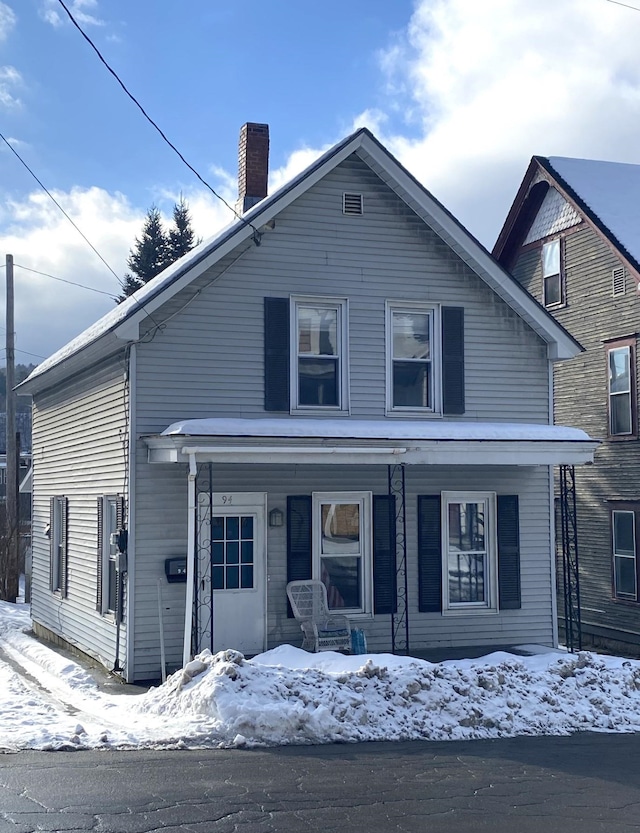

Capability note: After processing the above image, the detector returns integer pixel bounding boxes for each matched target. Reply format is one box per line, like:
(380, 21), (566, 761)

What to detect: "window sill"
(385, 409), (442, 419)
(441, 607), (499, 617)
(607, 434), (638, 442)
(291, 408), (350, 417)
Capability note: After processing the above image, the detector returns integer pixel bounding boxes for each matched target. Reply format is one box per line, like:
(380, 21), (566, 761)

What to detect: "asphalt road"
(0, 733), (639, 832)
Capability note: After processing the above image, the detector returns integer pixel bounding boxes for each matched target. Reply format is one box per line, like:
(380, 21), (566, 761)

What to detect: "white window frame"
(312, 491), (372, 616)
(441, 491), (498, 615)
(542, 239), (563, 307)
(101, 495), (119, 615)
(608, 345), (633, 437)
(385, 301), (441, 416)
(290, 296), (349, 414)
(612, 509), (638, 601)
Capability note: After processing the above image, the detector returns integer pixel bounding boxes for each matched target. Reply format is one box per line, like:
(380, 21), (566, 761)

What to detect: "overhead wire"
(0, 131), (124, 287)
(14, 264), (119, 300)
(606, 0), (640, 11)
(55, 0), (262, 244)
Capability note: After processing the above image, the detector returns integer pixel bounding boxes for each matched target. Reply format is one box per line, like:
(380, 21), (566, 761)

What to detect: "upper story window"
(291, 297), (348, 412)
(612, 508), (638, 602)
(607, 340), (635, 437)
(386, 302), (441, 414)
(542, 239), (563, 307)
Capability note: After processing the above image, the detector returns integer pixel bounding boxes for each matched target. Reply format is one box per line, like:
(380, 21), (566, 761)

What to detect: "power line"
(56, 0), (262, 243)
(607, 0), (640, 10)
(14, 263), (119, 300)
(0, 131), (124, 288)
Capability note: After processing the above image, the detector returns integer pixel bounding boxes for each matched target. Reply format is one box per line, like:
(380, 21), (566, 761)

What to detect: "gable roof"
(494, 155), (640, 278)
(21, 128), (582, 394)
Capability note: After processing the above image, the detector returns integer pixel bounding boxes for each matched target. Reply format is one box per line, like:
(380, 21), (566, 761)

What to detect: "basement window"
(343, 193), (363, 215)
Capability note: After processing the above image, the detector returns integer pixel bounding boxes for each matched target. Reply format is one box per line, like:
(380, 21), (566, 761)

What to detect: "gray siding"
(134, 154), (550, 433)
(131, 462), (554, 681)
(30, 356), (128, 668)
(512, 224), (640, 647)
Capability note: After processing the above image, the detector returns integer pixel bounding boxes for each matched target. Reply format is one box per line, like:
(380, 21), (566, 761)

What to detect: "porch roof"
(143, 418), (598, 467)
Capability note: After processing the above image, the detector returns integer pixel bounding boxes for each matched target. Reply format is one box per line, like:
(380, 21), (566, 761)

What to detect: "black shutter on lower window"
(373, 495), (397, 615)
(417, 495), (442, 612)
(96, 497), (103, 612)
(286, 496), (312, 617)
(264, 297), (290, 411)
(442, 306), (465, 415)
(497, 494), (521, 610)
(60, 497), (69, 598)
(49, 497), (55, 591)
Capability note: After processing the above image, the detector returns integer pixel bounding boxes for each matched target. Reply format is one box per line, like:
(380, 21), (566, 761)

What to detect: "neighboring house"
(19, 125), (597, 683)
(494, 156), (640, 655)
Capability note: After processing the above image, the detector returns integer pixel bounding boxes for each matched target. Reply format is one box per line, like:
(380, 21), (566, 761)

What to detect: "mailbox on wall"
(165, 557), (188, 583)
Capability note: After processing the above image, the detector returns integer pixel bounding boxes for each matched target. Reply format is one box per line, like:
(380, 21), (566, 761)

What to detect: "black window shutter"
(286, 495), (312, 617)
(373, 495), (397, 614)
(264, 297), (290, 411)
(49, 496), (55, 591)
(442, 306), (465, 415)
(417, 495), (442, 612)
(60, 496), (69, 598)
(497, 494), (521, 610)
(96, 497), (103, 612)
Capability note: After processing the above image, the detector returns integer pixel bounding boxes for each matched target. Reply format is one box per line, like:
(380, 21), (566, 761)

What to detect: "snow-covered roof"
(161, 416), (591, 443)
(144, 417), (598, 467)
(21, 128), (583, 393)
(545, 156), (640, 269)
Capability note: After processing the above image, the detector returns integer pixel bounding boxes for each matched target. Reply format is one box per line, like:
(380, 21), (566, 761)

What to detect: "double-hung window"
(612, 509), (638, 601)
(386, 302), (439, 413)
(442, 491), (498, 613)
(607, 341), (634, 437)
(542, 239), (563, 307)
(50, 495), (68, 595)
(312, 492), (372, 614)
(292, 297), (348, 411)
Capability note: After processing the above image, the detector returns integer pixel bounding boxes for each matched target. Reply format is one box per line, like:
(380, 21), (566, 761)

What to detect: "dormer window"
(542, 239), (563, 307)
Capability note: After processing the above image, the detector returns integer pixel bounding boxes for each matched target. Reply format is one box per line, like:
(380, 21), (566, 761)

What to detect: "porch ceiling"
(143, 418), (599, 467)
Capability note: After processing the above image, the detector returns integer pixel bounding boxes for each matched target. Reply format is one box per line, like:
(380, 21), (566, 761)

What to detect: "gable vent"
(343, 192), (363, 215)
(612, 267), (626, 297)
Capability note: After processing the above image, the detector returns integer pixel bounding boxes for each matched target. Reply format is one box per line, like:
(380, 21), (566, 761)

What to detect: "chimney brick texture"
(238, 123), (269, 212)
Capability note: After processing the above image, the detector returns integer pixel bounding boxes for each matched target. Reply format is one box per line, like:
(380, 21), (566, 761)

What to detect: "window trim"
(441, 491), (498, 615)
(385, 300), (441, 416)
(290, 295), (349, 414)
(611, 504), (640, 603)
(100, 495), (119, 616)
(542, 238), (564, 308)
(50, 495), (67, 595)
(312, 491), (372, 616)
(606, 337), (636, 439)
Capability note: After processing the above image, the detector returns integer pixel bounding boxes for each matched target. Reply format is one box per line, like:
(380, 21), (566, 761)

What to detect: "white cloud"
(371, 0), (640, 246)
(0, 2), (15, 40)
(0, 65), (21, 108)
(41, 0), (104, 28)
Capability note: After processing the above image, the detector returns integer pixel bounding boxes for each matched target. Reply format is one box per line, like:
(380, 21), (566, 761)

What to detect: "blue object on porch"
(351, 628), (367, 655)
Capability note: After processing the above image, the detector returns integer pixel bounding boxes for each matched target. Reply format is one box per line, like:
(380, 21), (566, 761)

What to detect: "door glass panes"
(106, 498), (118, 613)
(211, 515), (254, 590)
(609, 348), (632, 435)
(447, 501), (487, 604)
(392, 311), (432, 407)
(320, 502), (362, 609)
(298, 306), (340, 407)
(613, 511), (637, 599)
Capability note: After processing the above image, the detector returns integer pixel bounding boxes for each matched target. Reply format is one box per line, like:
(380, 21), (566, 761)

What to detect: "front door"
(196, 492), (266, 656)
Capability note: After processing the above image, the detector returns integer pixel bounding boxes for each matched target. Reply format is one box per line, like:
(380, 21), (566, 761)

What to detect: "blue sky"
(2, 0), (640, 363)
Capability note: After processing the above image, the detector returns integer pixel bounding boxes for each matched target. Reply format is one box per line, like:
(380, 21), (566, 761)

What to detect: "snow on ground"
(1, 598), (640, 752)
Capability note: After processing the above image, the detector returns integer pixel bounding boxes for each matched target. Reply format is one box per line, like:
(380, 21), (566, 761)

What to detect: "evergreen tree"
(117, 199), (199, 304)
(127, 205), (170, 286)
(167, 196), (198, 262)
(117, 273), (143, 304)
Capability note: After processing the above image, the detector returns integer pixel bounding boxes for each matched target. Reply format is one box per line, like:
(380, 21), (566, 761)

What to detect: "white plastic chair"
(286, 580), (352, 653)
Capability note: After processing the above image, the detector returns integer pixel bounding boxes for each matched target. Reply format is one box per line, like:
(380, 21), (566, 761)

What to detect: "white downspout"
(548, 359), (559, 648)
(182, 451), (198, 667)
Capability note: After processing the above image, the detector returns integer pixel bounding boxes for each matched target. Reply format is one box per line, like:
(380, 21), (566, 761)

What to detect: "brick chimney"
(237, 122), (269, 214)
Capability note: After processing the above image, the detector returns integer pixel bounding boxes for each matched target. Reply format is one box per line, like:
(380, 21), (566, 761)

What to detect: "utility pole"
(4, 254), (18, 602)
